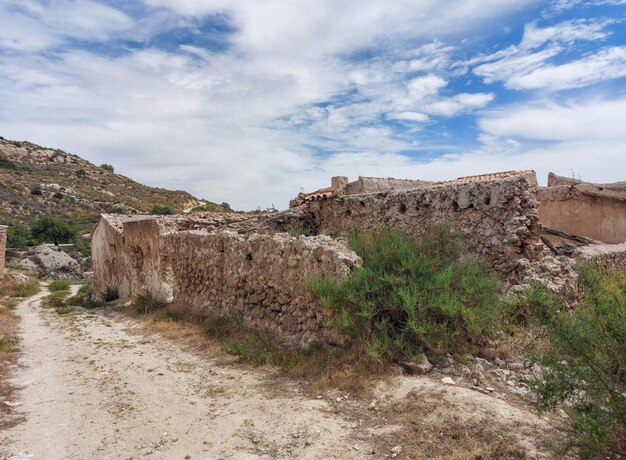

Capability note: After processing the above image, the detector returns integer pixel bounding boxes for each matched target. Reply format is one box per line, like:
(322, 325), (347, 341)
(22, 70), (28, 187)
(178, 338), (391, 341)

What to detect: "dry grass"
(0, 274), (40, 299)
(0, 300), (23, 430)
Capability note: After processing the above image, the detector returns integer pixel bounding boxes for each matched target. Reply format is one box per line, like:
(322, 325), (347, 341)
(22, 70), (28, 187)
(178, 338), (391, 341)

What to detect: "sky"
(0, 0), (625, 210)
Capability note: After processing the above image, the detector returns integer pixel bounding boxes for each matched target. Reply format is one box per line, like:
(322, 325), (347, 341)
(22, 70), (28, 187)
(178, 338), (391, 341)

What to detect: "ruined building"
(92, 171), (626, 345)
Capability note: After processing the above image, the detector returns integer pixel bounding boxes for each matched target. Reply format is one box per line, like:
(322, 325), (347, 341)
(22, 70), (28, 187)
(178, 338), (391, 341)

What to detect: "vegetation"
(0, 154), (16, 170)
(30, 216), (77, 246)
(99, 163), (114, 173)
(6, 223), (32, 249)
(308, 227), (507, 362)
(102, 287), (119, 302)
(0, 275), (40, 298)
(524, 261), (626, 457)
(48, 279), (72, 292)
(132, 292), (164, 314)
(149, 205), (175, 215)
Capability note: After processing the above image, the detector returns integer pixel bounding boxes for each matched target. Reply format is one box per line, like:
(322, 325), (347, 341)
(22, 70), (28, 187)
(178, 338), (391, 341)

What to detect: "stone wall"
(0, 225), (6, 280)
(345, 177), (431, 195)
(576, 243), (626, 270)
(538, 173), (626, 244)
(305, 172), (543, 280)
(92, 215), (361, 345)
(163, 230), (360, 345)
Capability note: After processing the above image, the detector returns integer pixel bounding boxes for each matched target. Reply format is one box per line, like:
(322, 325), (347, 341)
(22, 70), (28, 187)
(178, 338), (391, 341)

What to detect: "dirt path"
(0, 291), (365, 459)
(1, 290), (563, 459)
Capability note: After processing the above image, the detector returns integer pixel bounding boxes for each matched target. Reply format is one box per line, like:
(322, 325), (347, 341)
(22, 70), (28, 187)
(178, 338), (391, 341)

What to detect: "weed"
(55, 306), (73, 315)
(102, 287), (119, 302)
(524, 260), (626, 457)
(132, 292), (165, 315)
(0, 276), (40, 298)
(48, 279), (71, 292)
(153, 310), (181, 322)
(0, 336), (17, 352)
(308, 227), (507, 362)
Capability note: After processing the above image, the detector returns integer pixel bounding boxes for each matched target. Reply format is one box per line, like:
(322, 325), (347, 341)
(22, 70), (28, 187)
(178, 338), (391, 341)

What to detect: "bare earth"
(1, 290), (562, 459)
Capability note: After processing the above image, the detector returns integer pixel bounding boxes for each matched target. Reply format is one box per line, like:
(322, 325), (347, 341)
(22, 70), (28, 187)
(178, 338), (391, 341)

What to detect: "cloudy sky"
(0, 0), (625, 209)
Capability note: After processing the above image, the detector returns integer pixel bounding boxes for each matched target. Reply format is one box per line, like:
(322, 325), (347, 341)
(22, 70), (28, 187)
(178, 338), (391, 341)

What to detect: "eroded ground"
(1, 290), (565, 459)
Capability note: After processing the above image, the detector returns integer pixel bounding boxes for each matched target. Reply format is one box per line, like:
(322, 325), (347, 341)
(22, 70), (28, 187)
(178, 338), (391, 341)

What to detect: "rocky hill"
(0, 137), (210, 224)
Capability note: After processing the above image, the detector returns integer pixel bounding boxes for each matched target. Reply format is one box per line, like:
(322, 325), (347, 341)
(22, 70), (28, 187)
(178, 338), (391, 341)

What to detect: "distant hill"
(0, 137), (220, 225)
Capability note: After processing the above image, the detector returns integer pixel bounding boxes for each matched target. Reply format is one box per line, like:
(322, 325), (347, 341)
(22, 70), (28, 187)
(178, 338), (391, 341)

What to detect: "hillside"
(0, 137), (211, 224)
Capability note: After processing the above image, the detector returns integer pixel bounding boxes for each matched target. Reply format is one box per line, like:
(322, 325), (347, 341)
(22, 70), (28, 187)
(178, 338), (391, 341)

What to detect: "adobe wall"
(163, 230), (360, 345)
(92, 215), (361, 345)
(0, 225), (7, 280)
(306, 174), (543, 280)
(538, 173), (626, 244)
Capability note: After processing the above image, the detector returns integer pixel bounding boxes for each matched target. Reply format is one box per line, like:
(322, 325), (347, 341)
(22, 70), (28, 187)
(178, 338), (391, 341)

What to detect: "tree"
(30, 216), (77, 246)
(99, 164), (114, 173)
(6, 223), (32, 249)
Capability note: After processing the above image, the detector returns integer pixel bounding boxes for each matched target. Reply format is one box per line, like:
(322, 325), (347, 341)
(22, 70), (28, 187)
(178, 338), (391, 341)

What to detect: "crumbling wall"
(538, 173), (626, 244)
(163, 230), (361, 345)
(345, 177), (431, 195)
(576, 243), (626, 271)
(92, 216), (128, 298)
(306, 173), (543, 280)
(0, 225), (6, 280)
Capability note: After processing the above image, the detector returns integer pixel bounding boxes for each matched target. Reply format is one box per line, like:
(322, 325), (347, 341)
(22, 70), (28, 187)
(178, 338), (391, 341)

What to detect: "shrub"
(48, 279), (71, 292)
(0, 155), (16, 170)
(99, 164), (114, 173)
(308, 227), (507, 362)
(149, 205), (174, 215)
(30, 216), (77, 246)
(153, 310), (181, 322)
(7, 223), (32, 249)
(30, 187), (43, 196)
(0, 276), (40, 298)
(525, 261), (626, 457)
(102, 287), (119, 302)
(132, 292), (164, 314)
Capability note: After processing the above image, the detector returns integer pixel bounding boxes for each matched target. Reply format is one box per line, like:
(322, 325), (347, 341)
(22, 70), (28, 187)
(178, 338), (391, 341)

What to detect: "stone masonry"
(92, 170), (626, 346)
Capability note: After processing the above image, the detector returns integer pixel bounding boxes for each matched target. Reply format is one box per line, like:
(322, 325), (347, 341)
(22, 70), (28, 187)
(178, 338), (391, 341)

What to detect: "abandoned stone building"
(92, 170), (626, 345)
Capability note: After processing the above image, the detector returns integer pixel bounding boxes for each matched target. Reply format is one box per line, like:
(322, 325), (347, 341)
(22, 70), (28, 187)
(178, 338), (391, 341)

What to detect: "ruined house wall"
(92, 217), (129, 298)
(576, 243), (626, 271)
(538, 179), (626, 244)
(0, 225), (6, 280)
(163, 230), (361, 345)
(345, 177), (431, 195)
(307, 174), (543, 280)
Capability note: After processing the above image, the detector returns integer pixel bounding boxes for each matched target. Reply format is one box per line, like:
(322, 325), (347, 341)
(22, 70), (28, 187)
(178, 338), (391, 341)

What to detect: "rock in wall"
(306, 173), (543, 280)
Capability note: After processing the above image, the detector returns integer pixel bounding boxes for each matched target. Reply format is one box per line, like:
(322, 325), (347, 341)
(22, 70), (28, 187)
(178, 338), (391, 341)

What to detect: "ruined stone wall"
(0, 225), (6, 280)
(163, 230), (361, 345)
(306, 174), (543, 280)
(345, 177), (431, 195)
(92, 217), (129, 298)
(537, 175), (626, 244)
(576, 243), (626, 270)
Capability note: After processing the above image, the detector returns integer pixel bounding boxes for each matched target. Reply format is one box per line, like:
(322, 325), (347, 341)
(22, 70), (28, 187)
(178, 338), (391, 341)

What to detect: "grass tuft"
(48, 279), (71, 292)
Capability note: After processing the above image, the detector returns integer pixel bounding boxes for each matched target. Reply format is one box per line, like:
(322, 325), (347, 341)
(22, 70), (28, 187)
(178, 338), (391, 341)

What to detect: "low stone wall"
(92, 215), (362, 345)
(345, 177), (431, 195)
(0, 225), (6, 280)
(577, 243), (626, 270)
(306, 173), (542, 280)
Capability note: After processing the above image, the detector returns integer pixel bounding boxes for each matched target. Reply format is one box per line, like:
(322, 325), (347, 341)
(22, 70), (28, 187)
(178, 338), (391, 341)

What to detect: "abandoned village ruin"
(91, 170), (626, 346)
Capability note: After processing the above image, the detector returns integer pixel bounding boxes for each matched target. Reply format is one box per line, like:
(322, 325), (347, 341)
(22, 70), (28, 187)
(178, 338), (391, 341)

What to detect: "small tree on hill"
(99, 164), (114, 173)
(30, 216), (77, 246)
(150, 205), (174, 215)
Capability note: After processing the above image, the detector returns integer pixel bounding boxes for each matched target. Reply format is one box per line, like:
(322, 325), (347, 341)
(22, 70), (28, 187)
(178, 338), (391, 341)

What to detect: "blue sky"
(0, 0), (625, 209)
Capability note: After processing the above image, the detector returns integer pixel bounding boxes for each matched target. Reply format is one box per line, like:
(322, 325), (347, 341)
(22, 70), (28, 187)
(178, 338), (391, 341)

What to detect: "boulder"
(29, 245), (78, 272)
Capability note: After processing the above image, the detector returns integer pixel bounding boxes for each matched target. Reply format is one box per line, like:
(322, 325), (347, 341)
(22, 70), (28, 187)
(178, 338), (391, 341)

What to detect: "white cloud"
(507, 45), (626, 90)
(470, 18), (618, 91)
(479, 97), (626, 141)
(388, 112), (430, 122)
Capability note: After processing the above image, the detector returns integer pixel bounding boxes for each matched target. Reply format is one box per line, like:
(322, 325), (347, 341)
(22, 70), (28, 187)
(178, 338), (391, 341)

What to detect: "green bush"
(153, 310), (181, 322)
(525, 261), (626, 457)
(0, 154), (16, 170)
(99, 163), (114, 173)
(6, 223), (33, 249)
(102, 287), (119, 303)
(30, 216), (77, 246)
(149, 205), (175, 215)
(308, 227), (507, 362)
(48, 279), (71, 292)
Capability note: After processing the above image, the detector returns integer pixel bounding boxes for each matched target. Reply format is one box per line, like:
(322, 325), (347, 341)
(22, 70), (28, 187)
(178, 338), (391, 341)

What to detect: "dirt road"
(1, 290), (367, 459)
(1, 290), (562, 459)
